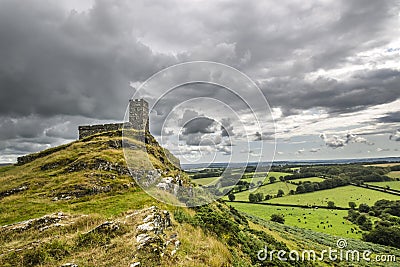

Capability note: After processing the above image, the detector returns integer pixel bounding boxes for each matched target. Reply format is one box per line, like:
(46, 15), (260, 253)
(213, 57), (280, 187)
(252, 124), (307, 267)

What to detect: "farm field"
(366, 181), (400, 191)
(266, 185), (400, 208)
(191, 171), (292, 186)
(364, 163), (400, 167)
(224, 181), (297, 201)
(387, 171), (400, 179)
(229, 202), (362, 239)
(241, 171), (292, 184)
(290, 177), (325, 183)
(190, 176), (220, 186)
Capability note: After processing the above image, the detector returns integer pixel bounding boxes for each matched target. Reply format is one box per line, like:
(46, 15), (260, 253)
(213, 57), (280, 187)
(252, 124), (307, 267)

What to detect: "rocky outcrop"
(0, 185), (28, 199)
(126, 206), (180, 266)
(66, 159), (129, 175)
(2, 212), (70, 232)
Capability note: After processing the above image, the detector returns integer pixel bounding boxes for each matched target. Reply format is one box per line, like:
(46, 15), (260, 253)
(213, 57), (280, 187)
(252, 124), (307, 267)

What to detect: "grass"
(387, 171), (400, 179)
(190, 176), (220, 186)
(229, 202), (362, 239)
(266, 185), (400, 208)
(224, 182), (297, 201)
(190, 171), (292, 187)
(366, 181), (400, 191)
(0, 189), (156, 226)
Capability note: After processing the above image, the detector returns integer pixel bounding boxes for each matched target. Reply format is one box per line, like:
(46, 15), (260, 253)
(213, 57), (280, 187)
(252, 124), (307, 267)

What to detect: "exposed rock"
(137, 222), (154, 232)
(2, 212), (68, 232)
(0, 185), (28, 199)
(66, 158), (129, 175)
(130, 169), (161, 188)
(131, 206), (178, 264)
(60, 263), (78, 267)
(86, 221), (120, 235)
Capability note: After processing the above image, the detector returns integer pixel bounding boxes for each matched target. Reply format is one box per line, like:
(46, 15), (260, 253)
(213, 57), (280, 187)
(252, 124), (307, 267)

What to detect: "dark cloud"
(254, 131), (275, 141)
(0, 0), (174, 120)
(261, 69), (400, 115)
(221, 118), (234, 137)
(378, 111), (400, 123)
(182, 117), (217, 135)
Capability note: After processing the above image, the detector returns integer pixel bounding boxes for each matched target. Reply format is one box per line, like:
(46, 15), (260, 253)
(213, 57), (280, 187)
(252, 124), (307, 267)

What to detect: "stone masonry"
(78, 99), (149, 139)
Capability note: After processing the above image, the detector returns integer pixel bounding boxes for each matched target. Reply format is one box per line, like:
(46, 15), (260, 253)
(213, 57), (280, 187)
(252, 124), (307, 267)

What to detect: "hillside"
(1, 130), (399, 266)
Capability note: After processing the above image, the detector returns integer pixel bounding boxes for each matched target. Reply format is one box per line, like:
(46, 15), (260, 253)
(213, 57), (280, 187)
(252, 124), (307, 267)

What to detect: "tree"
(356, 214), (372, 231)
(269, 176), (276, 184)
(265, 194), (272, 200)
(228, 193), (235, 201)
(359, 203), (370, 213)
(277, 189), (284, 197)
(271, 214), (285, 224)
(289, 190), (295, 195)
(296, 185), (305, 194)
(249, 193), (256, 203)
(363, 226), (400, 248)
(349, 202), (357, 209)
(327, 201), (335, 208)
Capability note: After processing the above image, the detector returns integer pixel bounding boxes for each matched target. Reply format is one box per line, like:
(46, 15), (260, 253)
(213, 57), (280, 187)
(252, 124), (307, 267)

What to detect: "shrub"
(359, 203), (370, 213)
(327, 201), (335, 208)
(270, 214), (285, 224)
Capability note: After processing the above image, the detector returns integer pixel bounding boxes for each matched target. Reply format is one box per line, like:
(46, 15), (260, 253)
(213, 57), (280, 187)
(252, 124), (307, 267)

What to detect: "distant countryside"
(189, 162), (400, 245)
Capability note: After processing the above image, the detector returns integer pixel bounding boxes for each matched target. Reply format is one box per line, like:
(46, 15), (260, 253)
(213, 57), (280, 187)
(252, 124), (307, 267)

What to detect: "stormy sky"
(0, 0), (399, 163)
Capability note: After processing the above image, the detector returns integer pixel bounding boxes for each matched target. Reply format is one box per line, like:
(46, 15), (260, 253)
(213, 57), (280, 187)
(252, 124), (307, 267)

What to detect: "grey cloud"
(182, 117), (217, 135)
(309, 148), (321, 153)
(320, 132), (373, 148)
(261, 69), (400, 116)
(221, 118), (234, 137)
(0, 0), (175, 120)
(378, 111), (400, 123)
(254, 131), (275, 141)
(390, 129), (400, 141)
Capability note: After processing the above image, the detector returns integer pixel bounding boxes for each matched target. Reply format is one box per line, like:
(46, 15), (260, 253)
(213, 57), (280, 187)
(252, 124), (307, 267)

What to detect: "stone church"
(78, 99), (149, 139)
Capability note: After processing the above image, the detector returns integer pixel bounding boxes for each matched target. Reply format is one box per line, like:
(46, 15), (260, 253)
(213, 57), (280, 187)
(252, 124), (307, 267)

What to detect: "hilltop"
(1, 130), (399, 267)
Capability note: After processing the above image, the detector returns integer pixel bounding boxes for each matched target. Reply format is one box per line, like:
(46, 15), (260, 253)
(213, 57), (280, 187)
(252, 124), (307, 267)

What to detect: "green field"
(290, 177), (325, 183)
(229, 202), (362, 239)
(191, 171), (291, 187)
(266, 185), (400, 208)
(190, 176), (220, 186)
(241, 171), (292, 184)
(387, 171), (400, 179)
(366, 180), (400, 191)
(225, 181), (297, 201)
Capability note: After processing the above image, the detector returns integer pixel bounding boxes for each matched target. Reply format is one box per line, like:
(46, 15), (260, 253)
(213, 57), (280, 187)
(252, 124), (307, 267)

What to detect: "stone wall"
(78, 123), (123, 139)
(129, 99), (149, 132)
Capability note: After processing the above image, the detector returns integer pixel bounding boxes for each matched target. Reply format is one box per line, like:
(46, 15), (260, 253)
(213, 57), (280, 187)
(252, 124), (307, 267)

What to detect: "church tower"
(129, 99), (149, 131)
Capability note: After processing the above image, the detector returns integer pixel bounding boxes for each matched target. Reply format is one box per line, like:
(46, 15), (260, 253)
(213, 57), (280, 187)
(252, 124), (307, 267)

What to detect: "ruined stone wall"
(78, 123), (123, 139)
